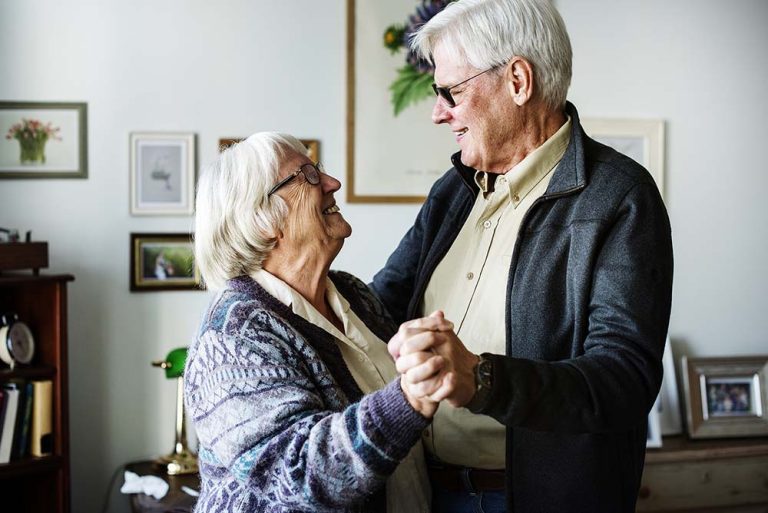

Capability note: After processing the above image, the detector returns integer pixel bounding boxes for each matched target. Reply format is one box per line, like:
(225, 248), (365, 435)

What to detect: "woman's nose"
(321, 172), (341, 193)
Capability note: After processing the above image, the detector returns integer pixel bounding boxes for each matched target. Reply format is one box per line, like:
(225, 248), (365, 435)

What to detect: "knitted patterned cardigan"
(184, 271), (430, 513)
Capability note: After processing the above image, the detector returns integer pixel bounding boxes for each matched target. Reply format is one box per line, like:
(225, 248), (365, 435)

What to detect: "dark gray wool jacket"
(372, 102), (673, 513)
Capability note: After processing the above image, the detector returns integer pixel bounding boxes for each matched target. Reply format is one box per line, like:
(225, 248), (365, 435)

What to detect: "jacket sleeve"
(483, 180), (674, 433)
(370, 208), (428, 325)
(185, 305), (429, 511)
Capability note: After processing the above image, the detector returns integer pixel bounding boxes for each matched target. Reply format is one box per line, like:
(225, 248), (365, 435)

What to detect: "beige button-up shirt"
(252, 270), (430, 513)
(420, 117), (572, 469)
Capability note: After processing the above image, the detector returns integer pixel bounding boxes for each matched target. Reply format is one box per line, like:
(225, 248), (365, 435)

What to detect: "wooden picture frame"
(0, 101), (88, 179)
(346, 0), (456, 203)
(218, 138), (320, 164)
(682, 356), (768, 439)
(580, 118), (665, 198)
(130, 233), (201, 292)
(130, 132), (196, 216)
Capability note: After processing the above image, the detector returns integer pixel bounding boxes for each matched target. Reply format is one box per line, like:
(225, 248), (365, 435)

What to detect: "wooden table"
(637, 435), (768, 512)
(105, 460), (198, 513)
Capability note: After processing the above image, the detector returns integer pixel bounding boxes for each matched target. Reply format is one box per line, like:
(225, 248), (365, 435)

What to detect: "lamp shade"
(152, 347), (188, 379)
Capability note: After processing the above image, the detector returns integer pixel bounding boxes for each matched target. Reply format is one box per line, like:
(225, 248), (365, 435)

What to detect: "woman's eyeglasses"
(267, 162), (323, 197)
(432, 67), (496, 108)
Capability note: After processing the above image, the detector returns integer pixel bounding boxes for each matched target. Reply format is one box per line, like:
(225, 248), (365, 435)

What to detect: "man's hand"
(390, 311), (481, 409)
(389, 311), (456, 417)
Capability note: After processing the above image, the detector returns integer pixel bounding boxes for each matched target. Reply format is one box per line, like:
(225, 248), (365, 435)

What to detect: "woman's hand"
(389, 311), (457, 417)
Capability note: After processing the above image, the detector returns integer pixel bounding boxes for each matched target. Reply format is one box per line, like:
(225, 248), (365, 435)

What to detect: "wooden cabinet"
(0, 274), (73, 513)
(637, 435), (768, 512)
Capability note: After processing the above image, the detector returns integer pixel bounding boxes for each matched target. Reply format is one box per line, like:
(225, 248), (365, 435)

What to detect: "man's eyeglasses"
(267, 162), (323, 197)
(432, 67), (496, 108)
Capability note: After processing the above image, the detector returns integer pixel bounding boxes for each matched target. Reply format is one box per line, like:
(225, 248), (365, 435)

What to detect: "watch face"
(8, 322), (35, 364)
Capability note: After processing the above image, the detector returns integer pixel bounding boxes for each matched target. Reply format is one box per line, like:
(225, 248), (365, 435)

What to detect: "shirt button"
(483, 220), (492, 229)
(513, 194), (520, 202)
(466, 272), (474, 280)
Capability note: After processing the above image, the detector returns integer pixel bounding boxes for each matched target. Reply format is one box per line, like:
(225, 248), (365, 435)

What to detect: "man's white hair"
(411, 0), (572, 109)
(194, 132), (307, 290)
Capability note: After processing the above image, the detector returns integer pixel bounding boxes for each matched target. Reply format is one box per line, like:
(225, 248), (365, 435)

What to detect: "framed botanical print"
(130, 132), (196, 216)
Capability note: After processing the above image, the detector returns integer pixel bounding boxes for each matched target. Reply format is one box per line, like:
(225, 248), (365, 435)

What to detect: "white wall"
(0, 0), (766, 511)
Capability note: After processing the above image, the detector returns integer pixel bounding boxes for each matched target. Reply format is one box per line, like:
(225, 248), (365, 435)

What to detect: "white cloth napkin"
(120, 470), (170, 500)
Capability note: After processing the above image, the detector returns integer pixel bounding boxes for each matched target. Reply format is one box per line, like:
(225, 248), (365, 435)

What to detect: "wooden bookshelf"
(0, 273), (73, 513)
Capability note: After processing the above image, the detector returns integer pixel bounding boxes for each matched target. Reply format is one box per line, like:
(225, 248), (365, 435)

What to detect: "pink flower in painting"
(5, 118), (62, 143)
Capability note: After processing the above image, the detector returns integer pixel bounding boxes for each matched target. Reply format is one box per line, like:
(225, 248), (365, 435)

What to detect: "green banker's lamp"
(151, 347), (198, 475)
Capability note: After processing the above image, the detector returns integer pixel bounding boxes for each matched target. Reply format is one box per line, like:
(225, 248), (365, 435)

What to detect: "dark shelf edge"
(0, 455), (63, 479)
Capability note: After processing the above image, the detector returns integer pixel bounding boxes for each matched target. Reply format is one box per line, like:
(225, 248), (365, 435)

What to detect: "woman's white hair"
(194, 132), (308, 290)
(411, 0), (572, 110)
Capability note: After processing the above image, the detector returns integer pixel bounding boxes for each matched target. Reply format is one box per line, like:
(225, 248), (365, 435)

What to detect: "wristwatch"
(466, 353), (493, 413)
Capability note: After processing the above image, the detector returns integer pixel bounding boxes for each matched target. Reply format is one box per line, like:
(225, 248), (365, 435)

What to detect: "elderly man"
(374, 0), (674, 512)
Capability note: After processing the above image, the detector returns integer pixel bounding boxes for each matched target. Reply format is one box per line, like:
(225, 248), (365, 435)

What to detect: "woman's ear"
(504, 56), (534, 106)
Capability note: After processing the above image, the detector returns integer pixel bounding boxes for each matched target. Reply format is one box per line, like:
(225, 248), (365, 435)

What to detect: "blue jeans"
(432, 487), (507, 513)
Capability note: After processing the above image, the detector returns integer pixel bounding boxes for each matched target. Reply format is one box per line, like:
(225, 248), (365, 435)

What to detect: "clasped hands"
(389, 311), (479, 418)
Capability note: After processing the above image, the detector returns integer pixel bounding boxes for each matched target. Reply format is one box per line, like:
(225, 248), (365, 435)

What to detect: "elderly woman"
(185, 132), (453, 513)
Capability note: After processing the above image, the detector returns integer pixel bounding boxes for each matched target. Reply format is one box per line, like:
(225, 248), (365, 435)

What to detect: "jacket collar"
(450, 101), (588, 198)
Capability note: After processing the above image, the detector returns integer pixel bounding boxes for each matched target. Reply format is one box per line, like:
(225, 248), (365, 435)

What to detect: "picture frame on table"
(346, 0), (456, 203)
(647, 395), (663, 448)
(218, 138), (320, 163)
(130, 233), (202, 292)
(0, 101), (88, 179)
(658, 339), (683, 435)
(580, 118), (665, 198)
(130, 132), (196, 216)
(681, 355), (768, 439)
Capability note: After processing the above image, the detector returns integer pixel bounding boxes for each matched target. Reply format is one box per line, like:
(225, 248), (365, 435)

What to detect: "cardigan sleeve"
(185, 301), (429, 511)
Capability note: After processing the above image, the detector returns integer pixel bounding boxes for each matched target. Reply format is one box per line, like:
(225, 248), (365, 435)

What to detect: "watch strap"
(466, 353), (493, 413)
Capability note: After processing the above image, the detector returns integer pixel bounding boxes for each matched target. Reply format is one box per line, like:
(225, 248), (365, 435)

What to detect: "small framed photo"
(658, 339), (683, 435)
(647, 395), (663, 448)
(0, 101), (88, 179)
(682, 356), (768, 439)
(218, 137), (320, 163)
(580, 118), (665, 198)
(130, 233), (201, 292)
(130, 132), (196, 216)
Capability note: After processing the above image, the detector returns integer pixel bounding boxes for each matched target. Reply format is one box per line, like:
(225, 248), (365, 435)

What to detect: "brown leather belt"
(428, 465), (506, 492)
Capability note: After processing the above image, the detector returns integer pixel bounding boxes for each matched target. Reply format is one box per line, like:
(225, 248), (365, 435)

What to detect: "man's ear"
(504, 56), (534, 106)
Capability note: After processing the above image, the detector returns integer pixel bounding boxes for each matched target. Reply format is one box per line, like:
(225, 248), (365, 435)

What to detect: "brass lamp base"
(155, 449), (199, 475)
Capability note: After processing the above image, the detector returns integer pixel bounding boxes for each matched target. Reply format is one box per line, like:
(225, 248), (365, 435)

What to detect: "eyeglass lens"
(431, 67), (496, 108)
(432, 84), (456, 107)
(301, 163), (321, 185)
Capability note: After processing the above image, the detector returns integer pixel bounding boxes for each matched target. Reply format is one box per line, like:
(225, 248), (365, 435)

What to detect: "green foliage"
(389, 64), (434, 116)
(383, 24), (406, 54)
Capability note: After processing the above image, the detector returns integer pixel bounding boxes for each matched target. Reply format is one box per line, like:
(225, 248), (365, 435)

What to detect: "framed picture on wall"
(580, 118), (665, 198)
(682, 355), (768, 439)
(346, 0), (456, 203)
(130, 132), (196, 216)
(0, 101), (88, 179)
(218, 138), (320, 163)
(130, 233), (202, 292)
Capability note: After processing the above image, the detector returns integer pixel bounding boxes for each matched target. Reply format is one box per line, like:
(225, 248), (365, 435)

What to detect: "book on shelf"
(31, 380), (53, 457)
(0, 382), (20, 463)
(11, 381), (34, 460)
